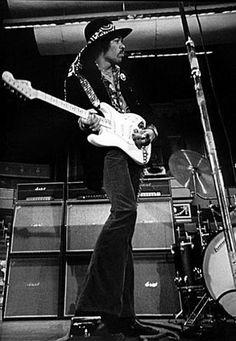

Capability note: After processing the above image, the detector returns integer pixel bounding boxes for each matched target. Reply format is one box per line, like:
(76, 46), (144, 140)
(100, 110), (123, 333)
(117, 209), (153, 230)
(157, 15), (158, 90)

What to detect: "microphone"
(178, 1), (200, 73)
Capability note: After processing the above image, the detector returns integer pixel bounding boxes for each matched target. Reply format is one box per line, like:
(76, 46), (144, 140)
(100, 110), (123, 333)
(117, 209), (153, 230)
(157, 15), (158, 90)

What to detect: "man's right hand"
(78, 109), (101, 132)
(132, 129), (151, 149)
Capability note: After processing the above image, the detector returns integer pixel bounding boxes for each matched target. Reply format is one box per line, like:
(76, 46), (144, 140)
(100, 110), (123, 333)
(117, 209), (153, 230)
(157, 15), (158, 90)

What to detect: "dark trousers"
(75, 148), (143, 318)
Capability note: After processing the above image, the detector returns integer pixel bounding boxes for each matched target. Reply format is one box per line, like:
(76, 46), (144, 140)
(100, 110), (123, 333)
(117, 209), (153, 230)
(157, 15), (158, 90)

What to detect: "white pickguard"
(88, 103), (151, 165)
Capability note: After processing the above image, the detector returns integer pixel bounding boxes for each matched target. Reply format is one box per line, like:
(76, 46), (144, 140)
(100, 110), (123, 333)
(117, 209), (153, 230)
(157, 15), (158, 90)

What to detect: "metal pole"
(178, 2), (236, 284)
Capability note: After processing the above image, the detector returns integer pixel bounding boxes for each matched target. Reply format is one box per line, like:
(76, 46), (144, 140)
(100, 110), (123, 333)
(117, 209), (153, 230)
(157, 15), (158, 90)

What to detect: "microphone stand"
(178, 2), (236, 285)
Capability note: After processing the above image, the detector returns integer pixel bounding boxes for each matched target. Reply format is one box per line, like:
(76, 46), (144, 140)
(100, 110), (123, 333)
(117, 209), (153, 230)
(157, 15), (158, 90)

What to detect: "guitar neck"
(37, 90), (110, 127)
(37, 90), (87, 119)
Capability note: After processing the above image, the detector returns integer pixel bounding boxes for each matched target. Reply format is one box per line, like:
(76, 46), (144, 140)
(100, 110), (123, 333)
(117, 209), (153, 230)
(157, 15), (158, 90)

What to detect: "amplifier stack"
(3, 178), (184, 319)
(3, 182), (64, 319)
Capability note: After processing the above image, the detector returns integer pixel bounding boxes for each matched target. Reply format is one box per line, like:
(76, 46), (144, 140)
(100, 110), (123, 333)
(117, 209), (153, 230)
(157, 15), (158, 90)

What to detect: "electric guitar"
(2, 71), (152, 165)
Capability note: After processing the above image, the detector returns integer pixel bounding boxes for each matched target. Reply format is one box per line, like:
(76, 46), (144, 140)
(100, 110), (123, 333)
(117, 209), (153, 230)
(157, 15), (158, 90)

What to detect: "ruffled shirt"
(100, 65), (130, 114)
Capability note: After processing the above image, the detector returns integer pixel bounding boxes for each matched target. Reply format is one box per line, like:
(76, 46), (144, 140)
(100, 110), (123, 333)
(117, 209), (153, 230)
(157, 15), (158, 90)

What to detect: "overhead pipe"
(33, 11), (236, 55)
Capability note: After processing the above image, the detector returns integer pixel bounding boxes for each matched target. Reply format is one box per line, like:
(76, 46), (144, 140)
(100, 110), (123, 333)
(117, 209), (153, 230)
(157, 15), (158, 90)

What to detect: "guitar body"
(87, 102), (151, 165)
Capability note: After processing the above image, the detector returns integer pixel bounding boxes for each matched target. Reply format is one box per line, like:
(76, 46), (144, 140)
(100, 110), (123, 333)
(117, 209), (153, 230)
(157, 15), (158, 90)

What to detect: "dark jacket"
(65, 60), (153, 190)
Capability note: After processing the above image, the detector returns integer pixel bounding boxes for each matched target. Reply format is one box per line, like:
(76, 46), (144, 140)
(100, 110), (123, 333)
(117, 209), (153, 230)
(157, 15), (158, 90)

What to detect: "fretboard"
(37, 90), (111, 127)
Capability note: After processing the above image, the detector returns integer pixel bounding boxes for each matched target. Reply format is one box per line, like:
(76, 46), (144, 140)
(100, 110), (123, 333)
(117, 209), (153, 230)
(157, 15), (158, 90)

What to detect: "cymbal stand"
(186, 167), (198, 199)
(209, 204), (220, 230)
(196, 205), (207, 250)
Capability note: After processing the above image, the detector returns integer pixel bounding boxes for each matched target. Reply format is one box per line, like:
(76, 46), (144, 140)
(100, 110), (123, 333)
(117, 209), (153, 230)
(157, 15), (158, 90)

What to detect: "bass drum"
(202, 227), (236, 317)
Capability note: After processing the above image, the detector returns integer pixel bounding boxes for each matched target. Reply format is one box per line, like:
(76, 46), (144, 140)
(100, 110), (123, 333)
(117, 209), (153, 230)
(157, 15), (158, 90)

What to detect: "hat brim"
(80, 27), (132, 61)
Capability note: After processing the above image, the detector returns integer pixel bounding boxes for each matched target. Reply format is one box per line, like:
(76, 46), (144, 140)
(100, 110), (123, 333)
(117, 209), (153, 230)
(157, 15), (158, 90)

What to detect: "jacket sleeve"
(64, 74), (106, 191)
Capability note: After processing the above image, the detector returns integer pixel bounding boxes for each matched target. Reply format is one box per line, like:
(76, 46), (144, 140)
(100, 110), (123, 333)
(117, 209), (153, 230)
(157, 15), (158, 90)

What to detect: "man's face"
(104, 37), (125, 65)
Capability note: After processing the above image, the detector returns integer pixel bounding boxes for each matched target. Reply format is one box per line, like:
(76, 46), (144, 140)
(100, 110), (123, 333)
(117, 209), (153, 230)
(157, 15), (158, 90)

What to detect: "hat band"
(88, 23), (115, 44)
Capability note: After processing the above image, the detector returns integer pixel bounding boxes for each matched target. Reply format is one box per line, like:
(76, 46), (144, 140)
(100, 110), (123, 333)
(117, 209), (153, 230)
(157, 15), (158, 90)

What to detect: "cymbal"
(169, 149), (216, 198)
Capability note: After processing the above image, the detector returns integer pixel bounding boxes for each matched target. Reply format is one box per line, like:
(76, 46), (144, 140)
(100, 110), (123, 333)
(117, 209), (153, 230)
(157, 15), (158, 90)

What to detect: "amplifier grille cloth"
(67, 200), (174, 251)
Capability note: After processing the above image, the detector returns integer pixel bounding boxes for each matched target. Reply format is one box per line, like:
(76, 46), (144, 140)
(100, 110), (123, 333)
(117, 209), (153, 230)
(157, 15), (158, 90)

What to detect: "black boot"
(119, 318), (160, 337)
(101, 313), (122, 334)
(69, 316), (125, 340)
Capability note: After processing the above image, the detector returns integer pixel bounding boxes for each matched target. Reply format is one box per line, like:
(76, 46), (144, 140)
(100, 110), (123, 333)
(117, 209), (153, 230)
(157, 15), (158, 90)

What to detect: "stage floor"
(1, 313), (236, 341)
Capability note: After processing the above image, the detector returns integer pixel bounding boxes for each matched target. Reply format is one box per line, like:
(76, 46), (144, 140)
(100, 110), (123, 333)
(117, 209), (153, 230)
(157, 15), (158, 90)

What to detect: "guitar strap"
(65, 53), (100, 109)
(77, 74), (101, 109)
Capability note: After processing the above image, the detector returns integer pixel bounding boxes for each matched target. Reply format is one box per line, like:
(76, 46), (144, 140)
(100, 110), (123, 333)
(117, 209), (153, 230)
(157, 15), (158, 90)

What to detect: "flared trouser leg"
(75, 149), (142, 317)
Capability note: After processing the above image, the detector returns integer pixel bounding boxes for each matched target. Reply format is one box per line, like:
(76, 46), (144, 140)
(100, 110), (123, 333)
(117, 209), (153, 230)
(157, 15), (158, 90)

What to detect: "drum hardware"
(210, 203), (236, 225)
(183, 293), (213, 329)
(196, 207), (211, 250)
(175, 285), (211, 330)
(197, 223), (211, 250)
(173, 224), (202, 288)
(196, 207), (218, 250)
(171, 237), (203, 289)
(175, 223), (192, 243)
(209, 204), (221, 232)
(173, 219), (204, 289)
(173, 219), (236, 330)
(198, 221), (219, 251)
(169, 149), (236, 324)
(174, 268), (202, 289)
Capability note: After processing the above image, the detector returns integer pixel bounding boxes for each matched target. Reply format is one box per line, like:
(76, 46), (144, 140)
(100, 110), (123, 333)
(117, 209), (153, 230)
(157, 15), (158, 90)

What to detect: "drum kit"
(169, 149), (236, 328)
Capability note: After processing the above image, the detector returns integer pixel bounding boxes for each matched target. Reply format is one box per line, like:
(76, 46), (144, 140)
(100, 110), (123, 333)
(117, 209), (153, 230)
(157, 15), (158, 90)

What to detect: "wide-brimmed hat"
(80, 18), (132, 61)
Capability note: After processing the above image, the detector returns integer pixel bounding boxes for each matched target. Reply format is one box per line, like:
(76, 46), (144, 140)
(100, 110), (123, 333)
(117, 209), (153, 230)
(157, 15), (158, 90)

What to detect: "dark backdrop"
(1, 26), (236, 186)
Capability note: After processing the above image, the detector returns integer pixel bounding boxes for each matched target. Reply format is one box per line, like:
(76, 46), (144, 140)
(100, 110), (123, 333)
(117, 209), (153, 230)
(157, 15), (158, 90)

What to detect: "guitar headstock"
(2, 71), (38, 100)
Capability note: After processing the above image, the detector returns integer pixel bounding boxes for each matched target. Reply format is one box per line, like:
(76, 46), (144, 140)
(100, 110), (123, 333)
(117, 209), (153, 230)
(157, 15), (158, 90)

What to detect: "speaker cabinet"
(64, 255), (92, 317)
(133, 253), (180, 315)
(10, 202), (64, 253)
(66, 202), (109, 252)
(134, 199), (174, 250)
(4, 257), (59, 318)
(64, 252), (180, 317)
(66, 198), (174, 251)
